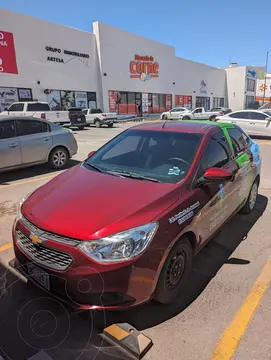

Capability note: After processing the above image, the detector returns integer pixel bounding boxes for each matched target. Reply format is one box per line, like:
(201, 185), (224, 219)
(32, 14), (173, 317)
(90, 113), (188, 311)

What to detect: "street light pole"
(263, 49), (271, 104)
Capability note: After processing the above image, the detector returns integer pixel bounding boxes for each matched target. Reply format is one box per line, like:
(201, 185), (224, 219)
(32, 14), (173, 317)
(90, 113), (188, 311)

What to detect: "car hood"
(22, 165), (178, 240)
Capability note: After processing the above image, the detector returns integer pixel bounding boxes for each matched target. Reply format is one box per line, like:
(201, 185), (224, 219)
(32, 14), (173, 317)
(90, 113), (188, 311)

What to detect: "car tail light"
(215, 117), (220, 122)
(219, 111), (223, 115)
(102, 113), (106, 117)
(41, 113), (46, 119)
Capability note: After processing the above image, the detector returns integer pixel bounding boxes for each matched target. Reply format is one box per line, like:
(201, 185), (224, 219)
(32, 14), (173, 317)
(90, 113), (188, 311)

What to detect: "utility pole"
(263, 50), (271, 104)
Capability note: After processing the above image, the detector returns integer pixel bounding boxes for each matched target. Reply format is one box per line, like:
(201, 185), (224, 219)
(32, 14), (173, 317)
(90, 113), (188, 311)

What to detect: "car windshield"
(83, 129), (203, 184)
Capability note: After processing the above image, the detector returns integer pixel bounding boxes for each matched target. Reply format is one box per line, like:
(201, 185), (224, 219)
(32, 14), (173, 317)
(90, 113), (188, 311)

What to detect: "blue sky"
(2, 0), (271, 71)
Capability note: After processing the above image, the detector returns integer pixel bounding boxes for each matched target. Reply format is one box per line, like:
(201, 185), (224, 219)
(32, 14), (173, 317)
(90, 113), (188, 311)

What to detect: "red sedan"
(11, 121), (261, 310)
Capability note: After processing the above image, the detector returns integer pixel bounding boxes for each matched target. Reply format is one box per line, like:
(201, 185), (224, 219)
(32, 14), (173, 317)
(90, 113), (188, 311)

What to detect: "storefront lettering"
(0, 32), (7, 47)
(47, 56), (64, 63)
(45, 46), (90, 58)
(130, 55), (159, 79)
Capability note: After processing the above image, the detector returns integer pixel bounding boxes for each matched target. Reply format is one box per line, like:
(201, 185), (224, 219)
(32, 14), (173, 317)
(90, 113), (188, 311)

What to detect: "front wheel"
(210, 115), (216, 121)
(153, 237), (192, 304)
(162, 114), (168, 120)
(77, 125), (85, 130)
(182, 116), (190, 120)
(95, 120), (101, 128)
(240, 179), (258, 214)
(107, 123), (114, 128)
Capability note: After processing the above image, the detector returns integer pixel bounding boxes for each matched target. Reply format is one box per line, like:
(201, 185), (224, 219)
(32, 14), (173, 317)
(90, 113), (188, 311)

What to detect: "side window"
(227, 128), (248, 156)
(102, 135), (141, 160)
(17, 120), (44, 136)
(194, 108), (202, 113)
(83, 110), (88, 115)
(0, 120), (16, 140)
(249, 112), (267, 120)
(212, 130), (231, 153)
(171, 108), (177, 112)
(198, 139), (229, 177)
(229, 112), (249, 119)
(8, 103), (24, 112)
(42, 122), (50, 132)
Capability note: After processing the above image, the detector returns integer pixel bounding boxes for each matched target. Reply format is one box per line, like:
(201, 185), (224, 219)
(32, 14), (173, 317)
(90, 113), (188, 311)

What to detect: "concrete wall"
(226, 66), (246, 111)
(0, 9), (100, 104)
(93, 22), (226, 111)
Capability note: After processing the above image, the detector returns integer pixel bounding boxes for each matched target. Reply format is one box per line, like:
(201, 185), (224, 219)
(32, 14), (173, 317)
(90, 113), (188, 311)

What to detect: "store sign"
(130, 55), (159, 81)
(0, 87), (19, 112)
(45, 46), (90, 59)
(0, 31), (18, 74)
(142, 93), (148, 113)
(47, 56), (64, 63)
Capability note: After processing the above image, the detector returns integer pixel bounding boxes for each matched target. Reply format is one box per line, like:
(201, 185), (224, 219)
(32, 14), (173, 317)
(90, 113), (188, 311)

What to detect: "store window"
(213, 97), (225, 108)
(196, 96), (210, 109)
(175, 95), (192, 109)
(245, 95), (255, 109)
(46, 90), (96, 110)
(247, 79), (256, 92)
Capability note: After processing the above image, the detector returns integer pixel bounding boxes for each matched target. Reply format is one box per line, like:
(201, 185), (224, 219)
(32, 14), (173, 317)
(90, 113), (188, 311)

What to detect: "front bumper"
(12, 218), (163, 310)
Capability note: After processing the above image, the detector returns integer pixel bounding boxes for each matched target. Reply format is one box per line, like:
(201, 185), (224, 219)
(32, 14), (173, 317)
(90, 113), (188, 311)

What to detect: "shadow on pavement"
(102, 194), (268, 331)
(0, 160), (81, 185)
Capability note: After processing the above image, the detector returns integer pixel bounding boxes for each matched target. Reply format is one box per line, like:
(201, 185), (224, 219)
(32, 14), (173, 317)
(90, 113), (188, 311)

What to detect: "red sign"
(0, 31), (18, 74)
(130, 55), (159, 80)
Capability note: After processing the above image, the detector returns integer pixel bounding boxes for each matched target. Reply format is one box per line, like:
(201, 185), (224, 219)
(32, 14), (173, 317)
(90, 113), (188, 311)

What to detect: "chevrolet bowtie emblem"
(30, 233), (42, 246)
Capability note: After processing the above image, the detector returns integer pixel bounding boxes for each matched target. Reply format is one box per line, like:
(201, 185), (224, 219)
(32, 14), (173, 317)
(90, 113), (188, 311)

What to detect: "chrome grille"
(21, 216), (80, 246)
(16, 230), (73, 271)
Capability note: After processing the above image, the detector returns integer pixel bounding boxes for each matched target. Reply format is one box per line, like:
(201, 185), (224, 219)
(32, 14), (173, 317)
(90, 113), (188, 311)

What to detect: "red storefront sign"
(0, 31), (18, 74)
(165, 94), (172, 110)
(130, 55), (159, 80)
(108, 90), (120, 113)
(175, 95), (192, 109)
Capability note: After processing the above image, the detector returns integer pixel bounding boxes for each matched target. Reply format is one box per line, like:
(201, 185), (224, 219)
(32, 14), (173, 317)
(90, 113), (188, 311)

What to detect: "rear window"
(91, 109), (102, 114)
(27, 103), (50, 112)
(85, 129), (203, 184)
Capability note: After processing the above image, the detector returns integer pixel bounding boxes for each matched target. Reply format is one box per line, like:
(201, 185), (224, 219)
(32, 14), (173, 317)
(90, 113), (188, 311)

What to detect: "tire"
(108, 123), (114, 128)
(48, 147), (69, 170)
(182, 116), (190, 120)
(240, 179), (259, 214)
(154, 237), (192, 304)
(162, 114), (168, 120)
(210, 115), (216, 121)
(95, 120), (101, 128)
(77, 125), (85, 130)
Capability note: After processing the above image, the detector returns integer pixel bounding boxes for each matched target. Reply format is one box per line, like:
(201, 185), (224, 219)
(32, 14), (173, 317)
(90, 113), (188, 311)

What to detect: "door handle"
(43, 137), (51, 141)
(250, 122), (255, 125)
(8, 143), (19, 148)
(232, 121), (236, 124)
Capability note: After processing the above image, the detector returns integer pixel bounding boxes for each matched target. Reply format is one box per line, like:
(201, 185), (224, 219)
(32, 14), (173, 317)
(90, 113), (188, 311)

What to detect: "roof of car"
(0, 116), (46, 122)
(131, 120), (219, 134)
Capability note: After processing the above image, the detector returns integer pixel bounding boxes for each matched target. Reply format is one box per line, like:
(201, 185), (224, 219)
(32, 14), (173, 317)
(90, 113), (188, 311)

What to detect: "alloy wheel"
(249, 183), (258, 210)
(53, 150), (67, 167)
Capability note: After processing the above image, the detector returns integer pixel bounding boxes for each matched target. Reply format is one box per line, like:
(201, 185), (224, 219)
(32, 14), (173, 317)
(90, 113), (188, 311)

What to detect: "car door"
(0, 119), (22, 170)
(192, 130), (239, 245)
(169, 108), (178, 119)
(226, 127), (256, 205)
(17, 119), (53, 164)
(192, 108), (203, 119)
(224, 111), (250, 133)
(247, 111), (271, 136)
(7, 103), (25, 116)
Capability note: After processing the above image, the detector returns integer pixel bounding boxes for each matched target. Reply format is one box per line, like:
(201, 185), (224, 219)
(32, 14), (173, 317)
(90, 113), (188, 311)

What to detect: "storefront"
(1, 9), (230, 115)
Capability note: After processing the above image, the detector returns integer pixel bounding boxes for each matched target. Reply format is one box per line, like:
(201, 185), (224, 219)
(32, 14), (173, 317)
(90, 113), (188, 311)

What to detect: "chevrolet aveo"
(11, 121), (262, 310)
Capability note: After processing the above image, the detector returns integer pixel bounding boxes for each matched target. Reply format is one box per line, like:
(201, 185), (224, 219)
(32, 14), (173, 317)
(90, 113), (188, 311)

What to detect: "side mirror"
(88, 151), (96, 157)
(203, 167), (233, 181)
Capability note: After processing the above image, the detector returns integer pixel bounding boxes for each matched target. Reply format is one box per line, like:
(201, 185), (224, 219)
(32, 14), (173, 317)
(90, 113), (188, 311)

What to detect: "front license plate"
(27, 263), (50, 291)
(77, 118), (81, 122)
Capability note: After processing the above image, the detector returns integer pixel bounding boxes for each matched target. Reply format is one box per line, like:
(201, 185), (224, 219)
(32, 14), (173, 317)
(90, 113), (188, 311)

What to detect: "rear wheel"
(210, 115), (216, 121)
(240, 179), (258, 214)
(95, 120), (101, 128)
(48, 147), (69, 170)
(182, 116), (190, 120)
(77, 125), (85, 130)
(162, 114), (168, 120)
(154, 237), (192, 304)
(108, 123), (114, 128)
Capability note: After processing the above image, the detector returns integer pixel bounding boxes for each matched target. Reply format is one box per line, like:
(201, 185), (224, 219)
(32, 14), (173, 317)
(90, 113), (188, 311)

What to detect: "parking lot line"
(212, 257), (271, 360)
(258, 140), (271, 145)
(0, 174), (56, 190)
(0, 242), (13, 253)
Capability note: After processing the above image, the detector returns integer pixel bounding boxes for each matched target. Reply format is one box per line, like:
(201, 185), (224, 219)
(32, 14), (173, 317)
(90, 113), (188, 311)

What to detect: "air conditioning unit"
(44, 89), (52, 94)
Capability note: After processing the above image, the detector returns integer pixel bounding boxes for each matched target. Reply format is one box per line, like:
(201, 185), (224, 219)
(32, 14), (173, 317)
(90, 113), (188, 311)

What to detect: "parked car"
(0, 116), (77, 172)
(11, 120), (260, 310)
(83, 108), (117, 128)
(210, 107), (232, 115)
(216, 109), (271, 137)
(160, 107), (189, 120)
(68, 107), (87, 130)
(1, 101), (69, 125)
(179, 107), (223, 121)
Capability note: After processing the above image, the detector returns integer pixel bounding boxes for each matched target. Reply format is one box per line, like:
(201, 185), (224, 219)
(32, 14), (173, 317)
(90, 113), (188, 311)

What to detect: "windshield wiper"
(84, 162), (103, 173)
(108, 170), (160, 183)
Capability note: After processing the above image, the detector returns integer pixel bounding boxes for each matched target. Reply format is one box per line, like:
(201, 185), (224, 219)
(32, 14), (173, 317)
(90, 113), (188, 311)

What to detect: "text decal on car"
(169, 201), (200, 225)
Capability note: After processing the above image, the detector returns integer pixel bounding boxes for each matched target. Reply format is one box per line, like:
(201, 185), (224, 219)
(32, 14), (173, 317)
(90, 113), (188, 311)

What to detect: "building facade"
(0, 9), (262, 114)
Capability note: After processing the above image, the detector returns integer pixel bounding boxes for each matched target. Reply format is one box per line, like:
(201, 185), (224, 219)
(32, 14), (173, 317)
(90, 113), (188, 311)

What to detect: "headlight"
(17, 192), (33, 220)
(78, 222), (158, 263)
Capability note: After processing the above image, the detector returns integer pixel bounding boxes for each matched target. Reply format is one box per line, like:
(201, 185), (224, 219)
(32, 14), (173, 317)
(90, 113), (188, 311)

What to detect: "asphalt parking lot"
(0, 121), (270, 360)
